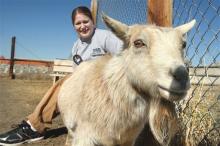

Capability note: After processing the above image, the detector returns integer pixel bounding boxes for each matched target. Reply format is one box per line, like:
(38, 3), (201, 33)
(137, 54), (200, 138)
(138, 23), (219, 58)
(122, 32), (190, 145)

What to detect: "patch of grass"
(176, 84), (220, 146)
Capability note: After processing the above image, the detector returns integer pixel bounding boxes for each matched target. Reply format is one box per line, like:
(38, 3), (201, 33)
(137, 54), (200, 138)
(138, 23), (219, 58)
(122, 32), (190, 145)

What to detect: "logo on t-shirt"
(92, 48), (105, 57)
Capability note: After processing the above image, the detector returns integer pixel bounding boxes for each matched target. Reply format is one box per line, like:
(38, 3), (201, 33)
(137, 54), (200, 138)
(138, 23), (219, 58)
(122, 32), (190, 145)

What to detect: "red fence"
(0, 58), (53, 67)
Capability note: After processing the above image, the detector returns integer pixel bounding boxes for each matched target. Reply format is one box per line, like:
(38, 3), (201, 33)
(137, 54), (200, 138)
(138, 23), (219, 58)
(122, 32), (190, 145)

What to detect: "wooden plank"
(147, 0), (173, 27)
(54, 59), (73, 66)
(50, 73), (66, 77)
(189, 67), (220, 76)
(51, 59), (74, 84)
(190, 76), (220, 86)
(53, 65), (73, 73)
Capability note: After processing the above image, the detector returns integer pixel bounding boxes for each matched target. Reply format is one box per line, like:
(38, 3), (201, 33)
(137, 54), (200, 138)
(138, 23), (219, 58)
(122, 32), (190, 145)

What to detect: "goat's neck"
(103, 56), (148, 106)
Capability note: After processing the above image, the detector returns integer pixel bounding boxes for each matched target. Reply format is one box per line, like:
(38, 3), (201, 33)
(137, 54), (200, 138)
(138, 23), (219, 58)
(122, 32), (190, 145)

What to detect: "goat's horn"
(175, 19), (196, 34)
(102, 13), (128, 41)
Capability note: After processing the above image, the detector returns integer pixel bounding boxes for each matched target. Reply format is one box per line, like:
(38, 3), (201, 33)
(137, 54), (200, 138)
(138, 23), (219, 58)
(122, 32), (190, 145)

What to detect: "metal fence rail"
(94, 0), (220, 145)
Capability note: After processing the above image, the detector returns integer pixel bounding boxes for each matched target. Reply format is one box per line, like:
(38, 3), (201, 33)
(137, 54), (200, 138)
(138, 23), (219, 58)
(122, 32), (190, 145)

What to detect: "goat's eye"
(134, 39), (145, 48)
(182, 41), (187, 49)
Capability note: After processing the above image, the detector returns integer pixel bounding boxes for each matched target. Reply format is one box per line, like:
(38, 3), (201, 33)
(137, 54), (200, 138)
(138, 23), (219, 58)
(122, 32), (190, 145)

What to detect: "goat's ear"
(102, 13), (129, 42)
(175, 19), (196, 34)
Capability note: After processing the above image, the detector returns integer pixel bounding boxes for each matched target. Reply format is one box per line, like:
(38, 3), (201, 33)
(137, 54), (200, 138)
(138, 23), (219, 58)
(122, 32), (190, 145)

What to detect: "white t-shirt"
(72, 28), (123, 64)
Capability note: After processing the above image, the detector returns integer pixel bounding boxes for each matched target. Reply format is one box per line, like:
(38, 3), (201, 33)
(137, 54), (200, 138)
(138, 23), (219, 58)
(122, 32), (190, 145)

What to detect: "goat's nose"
(171, 65), (189, 85)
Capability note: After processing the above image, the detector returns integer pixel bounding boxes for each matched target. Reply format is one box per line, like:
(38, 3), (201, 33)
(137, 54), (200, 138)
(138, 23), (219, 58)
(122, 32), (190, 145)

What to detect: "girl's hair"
(72, 6), (94, 25)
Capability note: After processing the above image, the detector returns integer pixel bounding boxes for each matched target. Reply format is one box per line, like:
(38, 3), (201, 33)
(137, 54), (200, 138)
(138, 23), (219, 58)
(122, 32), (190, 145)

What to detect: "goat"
(58, 14), (196, 146)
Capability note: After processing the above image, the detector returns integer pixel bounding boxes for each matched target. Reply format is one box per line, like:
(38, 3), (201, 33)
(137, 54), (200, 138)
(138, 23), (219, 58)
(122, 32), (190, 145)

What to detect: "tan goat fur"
(58, 15), (196, 146)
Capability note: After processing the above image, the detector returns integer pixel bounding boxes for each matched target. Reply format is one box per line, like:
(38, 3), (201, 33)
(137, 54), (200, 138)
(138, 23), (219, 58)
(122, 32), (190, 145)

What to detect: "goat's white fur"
(58, 15), (196, 146)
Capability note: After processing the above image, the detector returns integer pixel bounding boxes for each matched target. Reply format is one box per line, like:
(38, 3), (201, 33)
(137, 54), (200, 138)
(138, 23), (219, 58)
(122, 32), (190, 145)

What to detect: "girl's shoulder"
(94, 28), (112, 36)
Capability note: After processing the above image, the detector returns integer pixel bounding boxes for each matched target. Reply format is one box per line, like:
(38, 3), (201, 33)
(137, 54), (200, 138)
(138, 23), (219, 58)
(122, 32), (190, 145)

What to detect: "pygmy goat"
(58, 14), (196, 146)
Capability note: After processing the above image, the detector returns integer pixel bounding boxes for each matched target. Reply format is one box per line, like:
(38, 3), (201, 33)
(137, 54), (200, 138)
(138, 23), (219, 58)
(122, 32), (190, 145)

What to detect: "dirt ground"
(0, 78), (160, 146)
(0, 78), (66, 146)
(0, 78), (219, 146)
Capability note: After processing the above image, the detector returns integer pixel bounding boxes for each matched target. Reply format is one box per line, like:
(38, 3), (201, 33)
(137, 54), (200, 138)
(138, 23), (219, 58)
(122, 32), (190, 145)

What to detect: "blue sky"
(1, 0), (219, 66)
(0, 0), (91, 60)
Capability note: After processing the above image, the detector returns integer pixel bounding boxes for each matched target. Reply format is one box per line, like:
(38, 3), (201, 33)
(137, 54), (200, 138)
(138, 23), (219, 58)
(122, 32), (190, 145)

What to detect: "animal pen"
(91, 0), (220, 145)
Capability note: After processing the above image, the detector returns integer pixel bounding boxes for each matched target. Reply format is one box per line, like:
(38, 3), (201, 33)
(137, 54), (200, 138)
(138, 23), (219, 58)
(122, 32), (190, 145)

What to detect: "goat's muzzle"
(171, 65), (189, 90)
(158, 65), (190, 101)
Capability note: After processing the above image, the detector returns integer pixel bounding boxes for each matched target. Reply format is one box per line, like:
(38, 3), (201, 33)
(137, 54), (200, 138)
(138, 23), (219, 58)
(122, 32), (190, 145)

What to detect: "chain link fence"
(96, 0), (147, 29)
(173, 0), (220, 145)
(95, 0), (220, 145)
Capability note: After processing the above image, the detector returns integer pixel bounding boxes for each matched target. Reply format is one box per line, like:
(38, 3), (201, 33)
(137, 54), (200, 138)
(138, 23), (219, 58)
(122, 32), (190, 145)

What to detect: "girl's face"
(74, 13), (95, 41)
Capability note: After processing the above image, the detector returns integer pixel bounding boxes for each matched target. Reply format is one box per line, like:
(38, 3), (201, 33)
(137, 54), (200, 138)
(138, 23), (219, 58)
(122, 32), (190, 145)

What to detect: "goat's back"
(58, 55), (111, 122)
(58, 55), (148, 145)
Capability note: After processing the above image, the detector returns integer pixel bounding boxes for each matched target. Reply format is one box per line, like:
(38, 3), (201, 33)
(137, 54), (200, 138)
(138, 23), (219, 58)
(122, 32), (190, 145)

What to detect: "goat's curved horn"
(175, 19), (196, 34)
(102, 13), (129, 41)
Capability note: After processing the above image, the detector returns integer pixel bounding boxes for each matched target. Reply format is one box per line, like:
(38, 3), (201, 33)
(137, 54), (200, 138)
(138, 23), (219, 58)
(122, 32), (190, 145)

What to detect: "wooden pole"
(9, 36), (16, 79)
(147, 0), (173, 27)
(91, 0), (98, 26)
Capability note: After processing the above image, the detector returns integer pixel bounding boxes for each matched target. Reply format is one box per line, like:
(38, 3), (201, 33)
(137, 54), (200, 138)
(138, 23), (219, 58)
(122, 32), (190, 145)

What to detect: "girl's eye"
(82, 20), (89, 24)
(75, 22), (81, 25)
(134, 39), (146, 48)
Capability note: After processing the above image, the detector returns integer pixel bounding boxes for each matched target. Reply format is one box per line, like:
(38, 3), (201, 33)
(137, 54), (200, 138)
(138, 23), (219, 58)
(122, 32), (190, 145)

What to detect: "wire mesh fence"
(96, 0), (147, 29)
(173, 0), (220, 145)
(95, 0), (220, 145)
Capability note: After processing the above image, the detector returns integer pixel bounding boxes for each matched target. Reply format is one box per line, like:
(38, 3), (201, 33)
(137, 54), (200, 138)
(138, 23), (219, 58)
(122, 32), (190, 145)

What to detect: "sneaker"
(0, 120), (44, 146)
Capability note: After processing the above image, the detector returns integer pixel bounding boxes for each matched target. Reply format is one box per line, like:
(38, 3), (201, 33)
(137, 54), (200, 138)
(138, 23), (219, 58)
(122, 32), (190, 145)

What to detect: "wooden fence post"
(91, 0), (98, 26)
(9, 36), (16, 79)
(147, 0), (173, 27)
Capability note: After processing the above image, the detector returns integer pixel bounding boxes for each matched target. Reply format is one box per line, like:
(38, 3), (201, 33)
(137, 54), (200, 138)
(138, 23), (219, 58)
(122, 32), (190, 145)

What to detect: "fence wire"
(95, 0), (220, 145)
(96, 0), (147, 29)
(173, 0), (220, 145)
